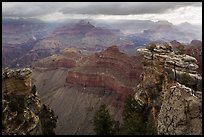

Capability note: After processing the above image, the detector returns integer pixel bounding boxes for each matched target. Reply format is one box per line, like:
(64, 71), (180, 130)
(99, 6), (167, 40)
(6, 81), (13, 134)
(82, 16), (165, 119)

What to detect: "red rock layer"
(66, 45), (143, 101)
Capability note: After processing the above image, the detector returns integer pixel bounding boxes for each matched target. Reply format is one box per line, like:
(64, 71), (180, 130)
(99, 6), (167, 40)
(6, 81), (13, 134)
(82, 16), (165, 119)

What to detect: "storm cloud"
(2, 2), (201, 17)
(60, 2), (201, 15)
(2, 2), (202, 25)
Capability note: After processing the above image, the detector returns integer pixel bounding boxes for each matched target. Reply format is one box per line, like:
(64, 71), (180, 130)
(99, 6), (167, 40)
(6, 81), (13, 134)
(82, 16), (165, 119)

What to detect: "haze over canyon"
(2, 2), (202, 135)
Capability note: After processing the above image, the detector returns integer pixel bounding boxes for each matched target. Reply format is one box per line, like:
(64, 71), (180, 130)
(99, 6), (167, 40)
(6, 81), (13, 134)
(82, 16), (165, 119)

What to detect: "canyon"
(2, 18), (202, 69)
(2, 18), (202, 135)
(31, 45), (143, 134)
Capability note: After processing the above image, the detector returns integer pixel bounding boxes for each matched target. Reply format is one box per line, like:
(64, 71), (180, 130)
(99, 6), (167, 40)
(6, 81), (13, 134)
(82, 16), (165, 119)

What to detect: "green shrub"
(176, 44), (185, 54)
(31, 85), (36, 95)
(8, 94), (26, 113)
(93, 104), (114, 135)
(120, 95), (147, 135)
(146, 42), (156, 52)
(147, 84), (161, 100)
(39, 104), (58, 135)
(120, 113), (146, 135)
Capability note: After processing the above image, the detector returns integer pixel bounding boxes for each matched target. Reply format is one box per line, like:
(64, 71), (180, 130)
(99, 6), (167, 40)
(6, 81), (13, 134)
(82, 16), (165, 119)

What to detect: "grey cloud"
(2, 2), (66, 18)
(60, 2), (201, 15)
(2, 2), (201, 18)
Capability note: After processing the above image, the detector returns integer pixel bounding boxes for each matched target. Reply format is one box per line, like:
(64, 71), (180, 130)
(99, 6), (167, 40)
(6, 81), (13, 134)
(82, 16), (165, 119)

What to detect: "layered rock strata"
(2, 68), (32, 95)
(135, 44), (202, 135)
(66, 45), (142, 101)
(33, 48), (82, 68)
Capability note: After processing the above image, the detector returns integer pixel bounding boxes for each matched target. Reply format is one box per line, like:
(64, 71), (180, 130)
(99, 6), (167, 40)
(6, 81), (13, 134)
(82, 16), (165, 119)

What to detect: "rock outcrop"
(2, 68), (42, 135)
(157, 83), (202, 135)
(135, 44), (202, 135)
(2, 68), (32, 95)
(2, 68), (57, 135)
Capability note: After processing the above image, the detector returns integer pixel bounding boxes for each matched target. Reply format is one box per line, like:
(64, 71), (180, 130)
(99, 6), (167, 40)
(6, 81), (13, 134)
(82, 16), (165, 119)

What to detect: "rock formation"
(2, 18), (57, 68)
(135, 44), (202, 135)
(31, 45), (143, 134)
(2, 68), (57, 135)
(3, 68), (32, 95)
(33, 48), (82, 68)
(66, 45), (142, 101)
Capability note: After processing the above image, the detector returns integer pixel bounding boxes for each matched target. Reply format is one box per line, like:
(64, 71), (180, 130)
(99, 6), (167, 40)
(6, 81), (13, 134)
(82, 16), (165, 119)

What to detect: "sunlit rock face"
(157, 83), (202, 135)
(135, 44), (202, 135)
(2, 68), (32, 96)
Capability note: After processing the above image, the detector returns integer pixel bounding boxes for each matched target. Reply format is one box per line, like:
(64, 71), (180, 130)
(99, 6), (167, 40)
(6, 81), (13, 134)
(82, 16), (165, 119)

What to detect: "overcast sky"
(2, 2), (202, 25)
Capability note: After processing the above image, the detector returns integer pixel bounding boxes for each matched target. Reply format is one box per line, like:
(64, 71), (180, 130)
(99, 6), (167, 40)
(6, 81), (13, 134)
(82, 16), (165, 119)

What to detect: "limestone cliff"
(135, 44), (202, 135)
(2, 68), (57, 135)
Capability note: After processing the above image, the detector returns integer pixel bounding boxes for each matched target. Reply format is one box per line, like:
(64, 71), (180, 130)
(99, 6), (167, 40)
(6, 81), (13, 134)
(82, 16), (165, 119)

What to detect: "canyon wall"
(66, 45), (142, 101)
(135, 44), (202, 135)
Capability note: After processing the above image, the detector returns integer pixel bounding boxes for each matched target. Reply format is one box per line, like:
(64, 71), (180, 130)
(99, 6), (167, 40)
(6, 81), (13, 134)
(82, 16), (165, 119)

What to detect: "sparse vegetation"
(39, 104), (58, 135)
(93, 104), (114, 135)
(8, 94), (26, 113)
(176, 44), (185, 54)
(118, 95), (158, 135)
(147, 84), (162, 100)
(120, 95), (146, 135)
(146, 42), (156, 52)
(31, 85), (36, 95)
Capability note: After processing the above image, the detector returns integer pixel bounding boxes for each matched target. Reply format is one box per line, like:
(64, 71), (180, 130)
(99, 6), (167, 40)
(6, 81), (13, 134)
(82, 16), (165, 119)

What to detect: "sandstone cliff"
(135, 44), (202, 135)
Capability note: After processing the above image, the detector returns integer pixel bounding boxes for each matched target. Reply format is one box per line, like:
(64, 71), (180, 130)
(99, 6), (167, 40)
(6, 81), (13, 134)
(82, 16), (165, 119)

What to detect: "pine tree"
(120, 112), (146, 135)
(93, 104), (114, 135)
(123, 95), (143, 120)
(39, 104), (58, 135)
(120, 95), (146, 135)
(146, 42), (156, 52)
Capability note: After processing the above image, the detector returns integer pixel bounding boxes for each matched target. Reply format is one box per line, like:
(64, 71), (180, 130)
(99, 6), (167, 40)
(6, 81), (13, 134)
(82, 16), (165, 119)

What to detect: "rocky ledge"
(2, 68), (32, 95)
(2, 68), (57, 135)
(135, 43), (202, 135)
(2, 68), (42, 135)
(137, 44), (201, 90)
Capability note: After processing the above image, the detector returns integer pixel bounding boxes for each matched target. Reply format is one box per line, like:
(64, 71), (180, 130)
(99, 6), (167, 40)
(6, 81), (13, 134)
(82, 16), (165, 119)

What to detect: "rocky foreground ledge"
(2, 68), (57, 135)
(137, 44), (202, 91)
(2, 68), (32, 95)
(136, 44), (202, 135)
